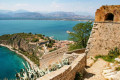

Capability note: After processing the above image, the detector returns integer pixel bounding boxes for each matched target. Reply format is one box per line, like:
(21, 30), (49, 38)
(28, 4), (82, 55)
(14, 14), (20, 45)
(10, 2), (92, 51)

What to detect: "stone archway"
(105, 13), (114, 21)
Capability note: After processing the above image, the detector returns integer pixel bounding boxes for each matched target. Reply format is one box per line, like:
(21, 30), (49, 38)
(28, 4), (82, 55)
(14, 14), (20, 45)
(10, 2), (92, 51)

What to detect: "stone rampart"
(66, 48), (85, 54)
(95, 5), (120, 22)
(39, 46), (68, 68)
(86, 22), (120, 56)
(37, 53), (86, 80)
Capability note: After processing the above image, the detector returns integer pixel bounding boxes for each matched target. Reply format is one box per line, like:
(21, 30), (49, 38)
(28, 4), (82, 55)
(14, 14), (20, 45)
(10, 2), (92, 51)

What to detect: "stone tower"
(86, 5), (120, 56)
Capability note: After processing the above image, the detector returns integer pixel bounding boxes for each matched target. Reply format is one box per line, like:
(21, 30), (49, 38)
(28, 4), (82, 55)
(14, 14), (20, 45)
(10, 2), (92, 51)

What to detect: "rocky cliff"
(0, 33), (55, 65)
(0, 33), (40, 55)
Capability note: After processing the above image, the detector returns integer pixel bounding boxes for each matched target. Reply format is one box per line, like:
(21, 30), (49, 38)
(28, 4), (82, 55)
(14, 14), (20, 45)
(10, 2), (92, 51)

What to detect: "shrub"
(12, 48), (16, 50)
(108, 47), (120, 57)
(115, 67), (120, 71)
(31, 38), (39, 42)
(69, 43), (82, 51)
(95, 47), (120, 62)
(36, 34), (44, 39)
(29, 32), (32, 34)
(74, 72), (83, 80)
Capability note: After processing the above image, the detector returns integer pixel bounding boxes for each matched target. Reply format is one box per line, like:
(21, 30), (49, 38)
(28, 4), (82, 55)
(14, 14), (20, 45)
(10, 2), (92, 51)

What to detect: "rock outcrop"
(0, 33), (55, 65)
(0, 34), (41, 56)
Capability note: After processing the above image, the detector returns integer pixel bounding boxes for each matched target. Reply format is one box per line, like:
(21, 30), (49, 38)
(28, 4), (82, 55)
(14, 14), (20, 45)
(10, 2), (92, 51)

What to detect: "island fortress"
(86, 5), (120, 56)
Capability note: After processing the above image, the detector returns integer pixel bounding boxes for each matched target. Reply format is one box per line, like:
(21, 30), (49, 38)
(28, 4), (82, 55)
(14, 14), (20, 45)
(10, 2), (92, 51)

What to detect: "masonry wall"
(86, 22), (120, 56)
(39, 47), (68, 68)
(37, 53), (86, 80)
(95, 5), (120, 22)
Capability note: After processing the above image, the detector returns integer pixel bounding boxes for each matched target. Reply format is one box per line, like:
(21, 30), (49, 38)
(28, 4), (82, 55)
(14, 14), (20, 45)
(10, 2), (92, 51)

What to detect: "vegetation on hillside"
(45, 39), (55, 48)
(31, 38), (39, 42)
(74, 72), (83, 80)
(0, 33), (56, 66)
(68, 21), (93, 51)
(95, 47), (120, 62)
(19, 50), (40, 66)
(0, 33), (46, 41)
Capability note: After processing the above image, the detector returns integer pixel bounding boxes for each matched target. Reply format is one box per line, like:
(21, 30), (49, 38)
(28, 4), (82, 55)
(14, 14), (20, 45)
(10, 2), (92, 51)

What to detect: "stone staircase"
(84, 59), (108, 80)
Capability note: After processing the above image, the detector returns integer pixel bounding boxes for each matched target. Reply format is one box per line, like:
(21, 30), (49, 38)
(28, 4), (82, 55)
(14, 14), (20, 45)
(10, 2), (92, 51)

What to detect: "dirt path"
(84, 59), (109, 80)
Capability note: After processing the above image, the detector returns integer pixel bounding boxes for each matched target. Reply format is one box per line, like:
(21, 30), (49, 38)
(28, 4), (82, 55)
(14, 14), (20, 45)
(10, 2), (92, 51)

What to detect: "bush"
(108, 47), (120, 57)
(19, 50), (40, 66)
(12, 48), (16, 50)
(74, 72), (83, 80)
(115, 67), (120, 71)
(31, 38), (39, 42)
(0, 34), (12, 40)
(69, 43), (82, 51)
(95, 47), (120, 62)
(45, 40), (55, 48)
(36, 34), (44, 39)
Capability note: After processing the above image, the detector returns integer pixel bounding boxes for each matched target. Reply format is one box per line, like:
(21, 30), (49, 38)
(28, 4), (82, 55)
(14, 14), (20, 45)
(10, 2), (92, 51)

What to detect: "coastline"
(0, 44), (38, 70)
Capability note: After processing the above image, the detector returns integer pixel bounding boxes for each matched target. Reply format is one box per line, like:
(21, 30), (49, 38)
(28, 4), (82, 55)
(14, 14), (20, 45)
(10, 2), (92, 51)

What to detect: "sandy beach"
(0, 44), (39, 70)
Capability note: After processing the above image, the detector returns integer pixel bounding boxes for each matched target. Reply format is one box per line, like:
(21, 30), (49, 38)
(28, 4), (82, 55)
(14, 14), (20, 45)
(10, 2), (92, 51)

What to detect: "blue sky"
(0, 0), (119, 15)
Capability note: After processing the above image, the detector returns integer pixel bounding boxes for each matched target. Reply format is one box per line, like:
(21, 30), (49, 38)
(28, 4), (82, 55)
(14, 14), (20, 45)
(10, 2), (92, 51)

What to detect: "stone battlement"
(86, 22), (120, 56)
(95, 5), (120, 22)
(39, 46), (68, 68)
(37, 53), (86, 80)
(86, 5), (120, 56)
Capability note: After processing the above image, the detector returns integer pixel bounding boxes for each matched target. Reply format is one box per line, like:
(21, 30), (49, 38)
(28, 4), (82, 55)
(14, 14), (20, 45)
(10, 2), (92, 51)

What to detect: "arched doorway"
(105, 13), (114, 21)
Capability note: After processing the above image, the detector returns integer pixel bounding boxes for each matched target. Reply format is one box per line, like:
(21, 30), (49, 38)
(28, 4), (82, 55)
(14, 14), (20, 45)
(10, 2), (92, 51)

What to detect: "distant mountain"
(0, 10), (94, 20)
(0, 10), (12, 14)
(13, 9), (29, 13)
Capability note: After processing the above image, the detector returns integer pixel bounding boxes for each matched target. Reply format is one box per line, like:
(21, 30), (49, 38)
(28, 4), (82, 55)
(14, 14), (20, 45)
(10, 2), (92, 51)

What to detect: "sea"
(0, 20), (86, 79)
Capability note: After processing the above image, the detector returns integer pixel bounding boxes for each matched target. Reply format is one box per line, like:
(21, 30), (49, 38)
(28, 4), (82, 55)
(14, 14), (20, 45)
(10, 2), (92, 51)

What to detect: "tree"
(68, 21), (93, 50)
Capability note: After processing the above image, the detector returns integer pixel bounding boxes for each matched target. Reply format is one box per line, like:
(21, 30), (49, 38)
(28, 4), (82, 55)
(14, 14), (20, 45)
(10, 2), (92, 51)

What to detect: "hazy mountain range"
(0, 10), (94, 20)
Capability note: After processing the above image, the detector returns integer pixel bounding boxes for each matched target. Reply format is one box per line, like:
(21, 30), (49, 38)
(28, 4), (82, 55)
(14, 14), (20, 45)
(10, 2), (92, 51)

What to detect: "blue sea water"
(0, 46), (28, 79)
(0, 20), (86, 79)
(0, 20), (85, 40)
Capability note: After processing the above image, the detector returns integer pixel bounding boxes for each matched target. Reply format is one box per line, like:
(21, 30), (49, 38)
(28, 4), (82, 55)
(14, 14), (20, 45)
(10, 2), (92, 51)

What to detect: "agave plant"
(16, 58), (70, 80)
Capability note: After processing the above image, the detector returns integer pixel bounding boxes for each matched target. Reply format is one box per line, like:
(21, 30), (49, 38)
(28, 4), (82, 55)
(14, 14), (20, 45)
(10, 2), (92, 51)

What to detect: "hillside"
(0, 33), (56, 65)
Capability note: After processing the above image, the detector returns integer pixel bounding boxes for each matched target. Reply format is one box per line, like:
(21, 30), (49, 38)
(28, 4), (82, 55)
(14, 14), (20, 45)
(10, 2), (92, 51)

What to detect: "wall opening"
(105, 13), (114, 21)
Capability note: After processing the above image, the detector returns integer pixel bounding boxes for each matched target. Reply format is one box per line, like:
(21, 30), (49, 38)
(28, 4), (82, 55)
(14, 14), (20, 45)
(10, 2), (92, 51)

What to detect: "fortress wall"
(37, 53), (86, 80)
(95, 5), (120, 22)
(86, 22), (120, 56)
(40, 47), (68, 68)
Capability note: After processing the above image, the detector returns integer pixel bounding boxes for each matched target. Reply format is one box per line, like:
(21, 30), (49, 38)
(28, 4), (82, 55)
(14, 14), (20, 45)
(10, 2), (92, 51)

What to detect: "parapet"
(37, 53), (86, 80)
(95, 5), (120, 22)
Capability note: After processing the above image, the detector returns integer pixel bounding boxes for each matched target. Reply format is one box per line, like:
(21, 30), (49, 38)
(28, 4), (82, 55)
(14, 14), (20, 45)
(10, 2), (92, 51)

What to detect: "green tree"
(69, 21), (93, 50)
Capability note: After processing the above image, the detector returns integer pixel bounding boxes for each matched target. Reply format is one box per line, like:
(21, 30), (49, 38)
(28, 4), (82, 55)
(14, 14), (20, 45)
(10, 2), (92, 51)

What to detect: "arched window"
(105, 13), (114, 21)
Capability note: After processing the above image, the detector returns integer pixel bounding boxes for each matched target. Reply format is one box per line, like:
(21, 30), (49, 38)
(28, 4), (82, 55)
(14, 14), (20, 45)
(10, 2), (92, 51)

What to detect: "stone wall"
(37, 53), (86, 80)
(86, 22), (120, 56)
(95, 5), (120, 22)
(66, 48), (85, 54)
(39, 46), (68, 68)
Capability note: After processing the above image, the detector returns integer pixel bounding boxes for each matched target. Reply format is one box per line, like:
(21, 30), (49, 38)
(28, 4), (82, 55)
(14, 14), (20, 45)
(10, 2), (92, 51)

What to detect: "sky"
(0, 0), (119, 15)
